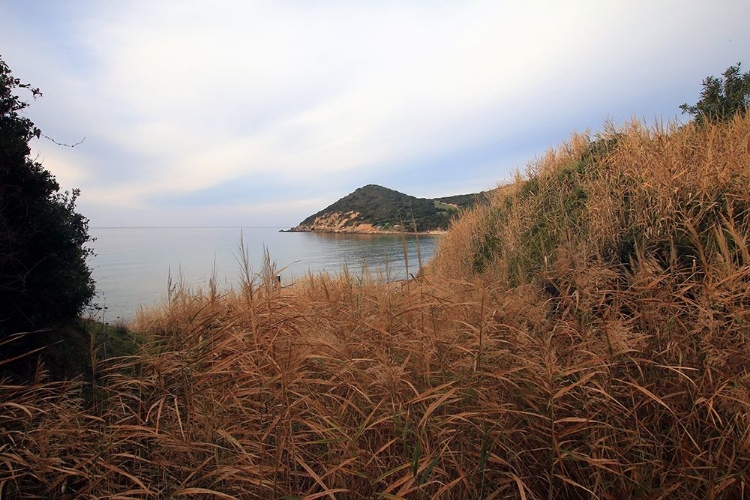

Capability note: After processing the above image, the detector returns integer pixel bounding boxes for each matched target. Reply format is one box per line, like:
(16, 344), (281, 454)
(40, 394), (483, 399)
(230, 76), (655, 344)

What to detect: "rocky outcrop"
(290, 211), (364, 232)
(289, 211), (405, 233)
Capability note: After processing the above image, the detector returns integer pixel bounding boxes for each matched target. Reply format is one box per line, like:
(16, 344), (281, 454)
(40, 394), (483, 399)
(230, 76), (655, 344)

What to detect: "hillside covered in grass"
(290, 184), (487, 233)
(2, 115), (749, 498)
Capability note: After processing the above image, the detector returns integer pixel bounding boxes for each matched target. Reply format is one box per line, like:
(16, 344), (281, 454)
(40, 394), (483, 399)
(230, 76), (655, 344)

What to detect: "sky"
(1, 1), (748, 228)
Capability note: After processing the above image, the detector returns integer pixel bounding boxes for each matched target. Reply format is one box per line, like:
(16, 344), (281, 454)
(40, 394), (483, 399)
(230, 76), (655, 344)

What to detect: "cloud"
(2, 0), (750, 226)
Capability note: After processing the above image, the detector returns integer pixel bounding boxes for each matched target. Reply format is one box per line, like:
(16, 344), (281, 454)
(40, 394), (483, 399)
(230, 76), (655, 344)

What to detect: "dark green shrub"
(680, 62), (750, 124)
(0, 56), (95, 340)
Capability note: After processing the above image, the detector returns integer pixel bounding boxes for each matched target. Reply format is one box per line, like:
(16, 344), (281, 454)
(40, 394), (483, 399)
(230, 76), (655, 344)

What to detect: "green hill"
(291, 184), (487, 232)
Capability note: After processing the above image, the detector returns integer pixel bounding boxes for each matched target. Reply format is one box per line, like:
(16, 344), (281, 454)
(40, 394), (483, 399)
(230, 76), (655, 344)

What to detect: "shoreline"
(281, 227), (447, 235)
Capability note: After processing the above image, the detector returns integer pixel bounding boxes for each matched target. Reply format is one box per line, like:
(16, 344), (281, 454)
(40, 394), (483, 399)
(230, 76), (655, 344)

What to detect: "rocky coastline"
(283, 211), (446, 235)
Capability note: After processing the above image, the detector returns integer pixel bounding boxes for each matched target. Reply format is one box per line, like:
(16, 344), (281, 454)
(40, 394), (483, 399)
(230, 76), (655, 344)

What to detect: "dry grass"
(1, 116), (749, 499)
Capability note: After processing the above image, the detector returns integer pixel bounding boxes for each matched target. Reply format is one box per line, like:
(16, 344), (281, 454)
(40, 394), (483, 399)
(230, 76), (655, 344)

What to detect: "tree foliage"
(0, 56), (95, 339)
(680, 62), (750, 124)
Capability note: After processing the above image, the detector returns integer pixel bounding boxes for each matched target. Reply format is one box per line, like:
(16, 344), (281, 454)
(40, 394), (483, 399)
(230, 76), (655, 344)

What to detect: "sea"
(87, 227), (440, 323)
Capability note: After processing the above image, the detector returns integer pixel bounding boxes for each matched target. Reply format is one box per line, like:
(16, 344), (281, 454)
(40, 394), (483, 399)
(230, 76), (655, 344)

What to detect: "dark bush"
(680, 62), (750, 124)
(0, 56), (95, 341)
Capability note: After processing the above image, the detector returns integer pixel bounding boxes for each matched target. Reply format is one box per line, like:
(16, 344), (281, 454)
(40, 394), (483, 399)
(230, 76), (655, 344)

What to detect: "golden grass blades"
(2, 114), (749, 498)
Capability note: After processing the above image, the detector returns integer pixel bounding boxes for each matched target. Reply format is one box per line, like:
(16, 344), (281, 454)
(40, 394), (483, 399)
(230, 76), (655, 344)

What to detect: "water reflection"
(88, 227), (440, 322)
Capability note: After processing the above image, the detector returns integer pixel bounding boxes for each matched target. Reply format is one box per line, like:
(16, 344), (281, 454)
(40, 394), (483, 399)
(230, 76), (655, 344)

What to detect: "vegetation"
(2, 68), (750, 498)
(295, 184), (486, 232)
(42, 318), (142, 380)
(434, 191), (490, 209)
(1, 113), (748, 498)
(0, 56), (95, 349)
(432, 115), (750, 497)
(680, 62), (750, 124)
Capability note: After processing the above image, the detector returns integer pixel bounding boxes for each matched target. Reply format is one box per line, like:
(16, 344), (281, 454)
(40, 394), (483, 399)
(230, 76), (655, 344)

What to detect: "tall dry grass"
(1, 116), (749, 498)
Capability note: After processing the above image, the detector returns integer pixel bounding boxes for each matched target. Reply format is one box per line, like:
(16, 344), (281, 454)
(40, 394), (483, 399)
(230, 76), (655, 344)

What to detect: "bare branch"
(41, 133), (86, 148)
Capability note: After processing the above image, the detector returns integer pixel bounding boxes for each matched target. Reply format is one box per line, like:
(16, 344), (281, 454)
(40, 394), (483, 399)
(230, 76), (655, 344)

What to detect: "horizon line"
(90, 226), (289, 229)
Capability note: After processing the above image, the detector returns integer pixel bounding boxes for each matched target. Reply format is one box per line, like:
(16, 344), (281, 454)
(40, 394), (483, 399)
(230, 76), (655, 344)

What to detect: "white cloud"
(34, 147), (88, 189)
(3, 0), (749, 225)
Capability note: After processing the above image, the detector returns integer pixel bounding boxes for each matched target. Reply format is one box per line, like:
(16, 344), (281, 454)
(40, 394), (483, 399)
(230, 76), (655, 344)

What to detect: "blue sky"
(1, 0), (748, 227)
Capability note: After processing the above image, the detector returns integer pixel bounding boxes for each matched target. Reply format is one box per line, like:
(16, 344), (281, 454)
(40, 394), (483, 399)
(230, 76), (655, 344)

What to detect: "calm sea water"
(87, 227), (439, 322)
